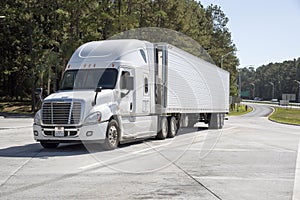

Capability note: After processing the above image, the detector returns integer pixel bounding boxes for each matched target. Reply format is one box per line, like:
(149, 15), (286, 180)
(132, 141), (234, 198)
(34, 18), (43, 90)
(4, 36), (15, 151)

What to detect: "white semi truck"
(33, 39), (229, 149)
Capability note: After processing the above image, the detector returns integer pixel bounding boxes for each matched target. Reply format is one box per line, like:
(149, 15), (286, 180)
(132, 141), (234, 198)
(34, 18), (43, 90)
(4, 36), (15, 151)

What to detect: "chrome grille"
(42, 101), (82, 125)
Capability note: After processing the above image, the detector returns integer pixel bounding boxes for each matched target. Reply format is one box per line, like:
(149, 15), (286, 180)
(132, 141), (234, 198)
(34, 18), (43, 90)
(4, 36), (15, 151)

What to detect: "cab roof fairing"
(66, 39), (151, 70)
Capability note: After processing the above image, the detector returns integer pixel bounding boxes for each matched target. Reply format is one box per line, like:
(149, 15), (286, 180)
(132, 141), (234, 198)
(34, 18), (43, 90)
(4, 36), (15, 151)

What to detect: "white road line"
(267, 106), (275, 118)
(79, 130), (207, 171)
(0, 126), (32, 130)
(195, 176), (292, 182)
(293, 139), (300, 200)
(187, 148), (294, 153)
(79, 126), (237, 170)
(220, 126), (236, 131)
(79, 142), (171, 170)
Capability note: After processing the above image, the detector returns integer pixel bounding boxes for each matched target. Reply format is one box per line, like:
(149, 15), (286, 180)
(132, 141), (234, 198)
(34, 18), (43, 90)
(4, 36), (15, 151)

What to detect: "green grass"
(229, 104), (253, 116)
(269, 107), (300, 125)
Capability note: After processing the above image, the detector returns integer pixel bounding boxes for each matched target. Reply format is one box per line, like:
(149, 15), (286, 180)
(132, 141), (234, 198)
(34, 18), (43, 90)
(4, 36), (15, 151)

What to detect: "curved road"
(242, 103), (274, 117)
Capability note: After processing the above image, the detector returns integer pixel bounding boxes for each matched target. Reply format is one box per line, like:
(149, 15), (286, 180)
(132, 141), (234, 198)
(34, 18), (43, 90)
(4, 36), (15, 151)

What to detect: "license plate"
(54, 127), (65, 137)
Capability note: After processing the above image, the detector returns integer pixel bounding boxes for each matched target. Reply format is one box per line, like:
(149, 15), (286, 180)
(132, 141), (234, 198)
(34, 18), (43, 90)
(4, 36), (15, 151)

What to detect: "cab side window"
(120, 71), (130, 89)
(120, 71), (130, 98)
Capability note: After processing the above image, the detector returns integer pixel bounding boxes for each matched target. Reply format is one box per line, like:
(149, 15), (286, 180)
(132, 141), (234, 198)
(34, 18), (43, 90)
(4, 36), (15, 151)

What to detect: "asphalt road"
(0, 104), (300, 200)
(242, 103), (274, 117)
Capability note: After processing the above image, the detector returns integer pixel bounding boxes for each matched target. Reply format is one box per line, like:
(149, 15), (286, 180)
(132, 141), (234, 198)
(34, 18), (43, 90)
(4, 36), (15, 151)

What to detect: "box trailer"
(33, 39), (229, 149)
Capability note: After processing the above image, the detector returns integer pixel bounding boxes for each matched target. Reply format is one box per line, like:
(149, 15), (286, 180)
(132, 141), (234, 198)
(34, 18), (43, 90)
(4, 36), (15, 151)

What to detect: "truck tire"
(208, 113), (224, 129)
(167, 116), (178, 138)
(40, 141), (59, 149)
(156, 117), (168, 140)
(187, 114), (198, 128)
(103, 119), (120, 150)
(180, 114), (189, 128)
(220, 113), (225, 128)
(208, 113), (219, 129)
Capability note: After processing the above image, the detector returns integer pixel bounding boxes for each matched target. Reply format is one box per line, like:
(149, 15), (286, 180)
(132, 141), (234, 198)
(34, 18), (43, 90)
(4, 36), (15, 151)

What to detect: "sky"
(200, 0), (300, 68)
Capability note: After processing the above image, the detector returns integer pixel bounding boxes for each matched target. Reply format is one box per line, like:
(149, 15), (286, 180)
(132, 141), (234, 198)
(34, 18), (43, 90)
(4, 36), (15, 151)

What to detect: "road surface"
(242, 103), (274, 117)
(0, 104), (300, 200)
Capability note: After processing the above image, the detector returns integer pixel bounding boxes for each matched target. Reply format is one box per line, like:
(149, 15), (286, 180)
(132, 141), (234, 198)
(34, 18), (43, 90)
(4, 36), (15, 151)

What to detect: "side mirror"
(95, 86), (102, 93)
(35, 88), (44, 102)
(92, 87), (102, 106)
(53, 78), (59, 92)
(35, 88), (43, 95)
(125, 76), (134, 90)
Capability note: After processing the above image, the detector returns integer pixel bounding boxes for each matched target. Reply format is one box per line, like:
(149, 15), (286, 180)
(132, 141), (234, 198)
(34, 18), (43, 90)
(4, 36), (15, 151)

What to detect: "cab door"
(119, 69), (134, 115)
(118, 68), (137, 139)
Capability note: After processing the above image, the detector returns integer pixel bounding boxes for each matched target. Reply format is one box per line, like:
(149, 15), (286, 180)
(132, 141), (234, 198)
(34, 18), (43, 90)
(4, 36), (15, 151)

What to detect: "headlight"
(34, 110), (41, 125)
(84, 112), (102, 125)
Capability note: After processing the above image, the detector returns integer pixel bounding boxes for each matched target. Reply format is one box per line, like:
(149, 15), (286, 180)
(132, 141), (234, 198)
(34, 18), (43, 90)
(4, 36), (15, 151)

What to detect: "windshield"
(60, 68), (118, 90)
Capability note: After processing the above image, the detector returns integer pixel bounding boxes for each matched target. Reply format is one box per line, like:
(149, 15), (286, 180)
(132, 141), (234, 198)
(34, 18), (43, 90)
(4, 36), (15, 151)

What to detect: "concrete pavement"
(0, 118), (33, 130)
(0, 105), (300, 199)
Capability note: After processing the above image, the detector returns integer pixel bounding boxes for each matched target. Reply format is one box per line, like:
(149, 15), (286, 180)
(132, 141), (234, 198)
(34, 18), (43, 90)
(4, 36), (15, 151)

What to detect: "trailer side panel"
(166, 45), (229, 113)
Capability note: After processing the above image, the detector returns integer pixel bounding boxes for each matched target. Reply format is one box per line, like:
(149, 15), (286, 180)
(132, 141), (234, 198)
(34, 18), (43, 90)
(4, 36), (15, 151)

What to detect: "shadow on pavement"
(0, 143), (90, 158)
(0, 112), (34, 118)
(118, 127), (208, 147)
(0, 127), (209, 158)
(178, 127), (208, 135)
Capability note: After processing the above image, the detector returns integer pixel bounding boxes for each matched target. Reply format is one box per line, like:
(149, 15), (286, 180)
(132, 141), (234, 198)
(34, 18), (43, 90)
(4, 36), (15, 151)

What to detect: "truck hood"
(44, 90), (115, 107)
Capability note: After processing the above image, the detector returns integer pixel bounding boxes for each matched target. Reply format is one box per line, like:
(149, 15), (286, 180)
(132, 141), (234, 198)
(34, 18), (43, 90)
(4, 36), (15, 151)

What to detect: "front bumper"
(33, 122), (108, 143)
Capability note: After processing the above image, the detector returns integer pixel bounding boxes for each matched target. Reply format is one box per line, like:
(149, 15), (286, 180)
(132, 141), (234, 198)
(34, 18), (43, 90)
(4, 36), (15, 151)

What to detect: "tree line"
(239, 58), (300, 101)
(0, 0), (239, 110)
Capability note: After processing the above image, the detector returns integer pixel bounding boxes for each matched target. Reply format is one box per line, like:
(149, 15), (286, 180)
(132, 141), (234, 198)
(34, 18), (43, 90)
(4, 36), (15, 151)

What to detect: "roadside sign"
(241, 90), (250, 97)
(280, 100), (289, 106)
(282, 94), (296, 101)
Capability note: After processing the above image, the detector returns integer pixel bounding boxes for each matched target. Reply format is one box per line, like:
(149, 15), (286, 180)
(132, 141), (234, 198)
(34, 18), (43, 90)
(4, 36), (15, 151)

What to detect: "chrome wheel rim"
(162, 118), (167, 137)
(171, 118), (177, 135)
(108, 126), (118, 146)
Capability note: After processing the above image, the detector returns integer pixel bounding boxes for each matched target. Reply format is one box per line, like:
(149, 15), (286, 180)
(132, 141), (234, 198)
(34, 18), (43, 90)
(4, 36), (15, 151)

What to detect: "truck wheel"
(220, 113), (225, 128)
(208, 113), (224, 129)
(103, 119), (120, 150)
(156, 117), (168, 140)
(167, 116), (178, 138)
(40, 141), (59, 149)
(208, 113), (218, 129)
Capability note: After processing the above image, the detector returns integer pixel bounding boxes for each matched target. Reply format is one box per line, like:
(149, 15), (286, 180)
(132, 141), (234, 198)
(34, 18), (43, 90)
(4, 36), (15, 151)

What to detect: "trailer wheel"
(220, 113), (225, 128)
(40, 141), (59, 149)
(157, 117), (168, 140)
(103, 119), (120, 150)
(167, 116), (178, 138)
(208, 113), (224, 129)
